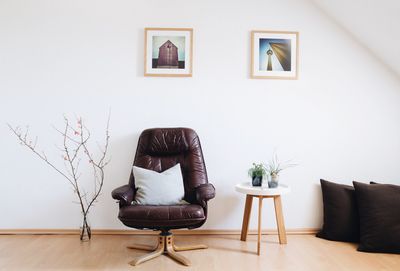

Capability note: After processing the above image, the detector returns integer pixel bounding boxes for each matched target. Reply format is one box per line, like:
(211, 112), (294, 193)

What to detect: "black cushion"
(353, 181), (400, 254)
(316, 179), (359, 242)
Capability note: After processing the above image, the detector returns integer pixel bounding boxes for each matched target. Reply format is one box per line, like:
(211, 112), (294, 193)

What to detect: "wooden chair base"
(128, 234), (207, 266)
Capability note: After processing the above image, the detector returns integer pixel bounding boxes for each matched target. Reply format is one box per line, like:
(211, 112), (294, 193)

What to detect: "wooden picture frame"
(144, 28), (193, 77)
(251, 30), (299, 79)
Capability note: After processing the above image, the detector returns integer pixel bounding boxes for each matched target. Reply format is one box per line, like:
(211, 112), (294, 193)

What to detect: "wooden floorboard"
(0, 234), (398, 270)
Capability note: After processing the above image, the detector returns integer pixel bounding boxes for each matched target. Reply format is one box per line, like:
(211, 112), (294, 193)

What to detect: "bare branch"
(7, 112), (111, 240)
(7, 123), (75, 188)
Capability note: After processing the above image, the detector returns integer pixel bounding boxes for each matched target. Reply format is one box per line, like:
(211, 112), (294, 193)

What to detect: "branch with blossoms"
(7, 113), (110, 241)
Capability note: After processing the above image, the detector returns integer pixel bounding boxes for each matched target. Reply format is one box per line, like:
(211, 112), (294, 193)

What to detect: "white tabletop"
(235, 182), (291, 196)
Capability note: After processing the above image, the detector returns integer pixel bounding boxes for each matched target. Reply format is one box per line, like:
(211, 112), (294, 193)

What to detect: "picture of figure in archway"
(152, 36), (186, 69)
(259, 39), (291, 71)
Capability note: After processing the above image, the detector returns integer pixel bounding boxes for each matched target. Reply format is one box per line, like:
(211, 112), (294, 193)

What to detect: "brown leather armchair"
(112, 128), (215, 266)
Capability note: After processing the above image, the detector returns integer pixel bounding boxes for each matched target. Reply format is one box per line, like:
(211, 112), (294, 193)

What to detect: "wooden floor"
(0, 234), (398, 271)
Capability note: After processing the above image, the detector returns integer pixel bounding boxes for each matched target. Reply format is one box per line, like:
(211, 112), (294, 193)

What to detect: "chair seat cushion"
(118, 204), (205, 229)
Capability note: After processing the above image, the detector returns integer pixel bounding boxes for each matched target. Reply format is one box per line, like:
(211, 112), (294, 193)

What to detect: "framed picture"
(144, 28), (193, 77)
(251, 30), (299, 79)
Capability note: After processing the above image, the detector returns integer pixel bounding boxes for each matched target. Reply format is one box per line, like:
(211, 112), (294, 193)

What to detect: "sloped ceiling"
(312, 0), (400, 77)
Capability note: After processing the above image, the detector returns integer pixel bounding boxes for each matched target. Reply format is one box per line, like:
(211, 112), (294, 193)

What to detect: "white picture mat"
(146, 30), (192, 75)
(253, 32), (297, 78)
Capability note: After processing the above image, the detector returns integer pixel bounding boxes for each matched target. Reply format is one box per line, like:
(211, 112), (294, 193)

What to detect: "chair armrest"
(111, 185), (134, 207)
(195, 183), (216, 207)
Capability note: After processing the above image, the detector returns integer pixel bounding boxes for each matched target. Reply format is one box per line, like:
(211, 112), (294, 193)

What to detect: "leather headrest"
(142, 128), (192, 155)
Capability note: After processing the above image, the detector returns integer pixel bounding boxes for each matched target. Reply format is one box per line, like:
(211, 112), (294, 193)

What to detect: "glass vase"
(80, 216), (91, 242)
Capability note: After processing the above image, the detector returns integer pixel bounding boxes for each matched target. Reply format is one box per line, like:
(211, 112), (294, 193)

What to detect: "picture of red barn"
(157, 40), (179, 68)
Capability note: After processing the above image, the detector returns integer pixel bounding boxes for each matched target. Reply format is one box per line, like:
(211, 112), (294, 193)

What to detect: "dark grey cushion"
(353, 181), (400, 254)
(316, 179), (359, 242)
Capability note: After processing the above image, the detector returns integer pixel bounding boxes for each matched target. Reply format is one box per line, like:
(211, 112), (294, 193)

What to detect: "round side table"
(235, 182), (291, 255)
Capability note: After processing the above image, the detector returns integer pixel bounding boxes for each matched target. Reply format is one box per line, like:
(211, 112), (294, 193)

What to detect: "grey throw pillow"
(132, 164), (188, 205)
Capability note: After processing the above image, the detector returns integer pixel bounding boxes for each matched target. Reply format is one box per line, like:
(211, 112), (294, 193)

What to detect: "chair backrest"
(129, 128), (208, 203)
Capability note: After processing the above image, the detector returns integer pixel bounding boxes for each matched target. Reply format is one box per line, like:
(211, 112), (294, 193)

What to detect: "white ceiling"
(312, 0), (400, 77)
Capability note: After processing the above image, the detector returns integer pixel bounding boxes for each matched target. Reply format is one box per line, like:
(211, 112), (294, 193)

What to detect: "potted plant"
(248, 163), (267, 186)
(265, 153), (296, 188)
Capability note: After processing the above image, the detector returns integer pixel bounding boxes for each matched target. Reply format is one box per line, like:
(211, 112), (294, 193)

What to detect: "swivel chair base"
(127, 231), (207, 266)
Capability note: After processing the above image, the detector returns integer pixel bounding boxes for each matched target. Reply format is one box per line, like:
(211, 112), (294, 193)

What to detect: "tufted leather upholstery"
(112, 128), (215, 231)
(118, 204), (205, 229)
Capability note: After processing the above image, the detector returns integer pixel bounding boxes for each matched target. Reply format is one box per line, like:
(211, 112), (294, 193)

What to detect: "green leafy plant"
(266, 153), (296, 177)
(248, 163), (267, 178)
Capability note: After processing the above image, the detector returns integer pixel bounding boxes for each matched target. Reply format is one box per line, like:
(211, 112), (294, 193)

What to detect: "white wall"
(1, 0), (400, 231)
(313, 0), (400, 76)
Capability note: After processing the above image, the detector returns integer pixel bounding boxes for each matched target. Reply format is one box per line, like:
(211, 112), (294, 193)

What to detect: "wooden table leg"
(257, 196), (263, 255)
(273, 195), (287, 244)
(240, 195), (253, 241)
